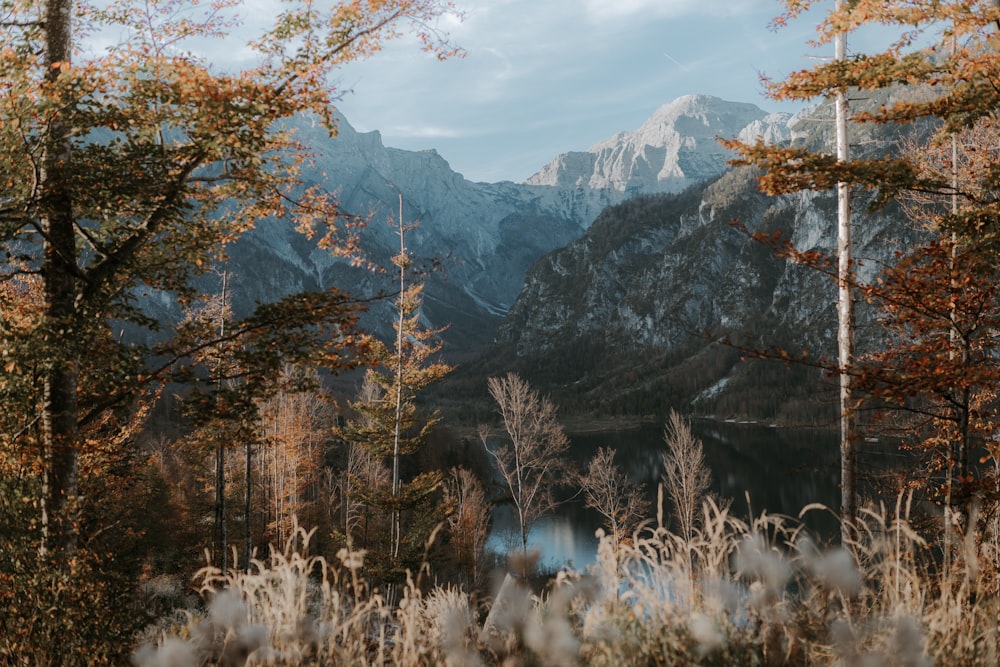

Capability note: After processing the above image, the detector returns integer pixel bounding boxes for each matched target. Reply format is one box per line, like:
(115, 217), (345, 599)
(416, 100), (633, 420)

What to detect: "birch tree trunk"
(245, 439), (252, 571)
(834, 0), (857, 536)
(391, 192), (405, 561)
(215, 270), (229, 575)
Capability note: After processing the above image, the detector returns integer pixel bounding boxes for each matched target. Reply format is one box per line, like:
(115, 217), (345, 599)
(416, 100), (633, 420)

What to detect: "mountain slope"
(189, 114), (601, 348)
(474, 107), (926, 423)
(209, 98), (789, 352)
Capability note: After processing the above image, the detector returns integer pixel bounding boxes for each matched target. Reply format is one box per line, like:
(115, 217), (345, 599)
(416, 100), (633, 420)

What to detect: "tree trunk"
(215, 270), (229, 576)
(245, 439), (252, 571)
(949, 115), (970, 486)
(41, 0), (80, 557)
(391, 192), (404, 561)
(835, 0), (858, 537)
(216, 442), (227, 574)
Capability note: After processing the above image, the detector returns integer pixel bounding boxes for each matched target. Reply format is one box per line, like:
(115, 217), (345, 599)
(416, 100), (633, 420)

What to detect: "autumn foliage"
(0, 0), (461, 660)
(728, 0), (1000, 529)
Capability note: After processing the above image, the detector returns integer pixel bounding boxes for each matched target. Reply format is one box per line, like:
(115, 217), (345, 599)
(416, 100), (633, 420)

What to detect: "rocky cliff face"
(526, 95), (791, 193)
(216, 97), (789, 351)
(154, 91), (921, 421)
(203, 114), (603, 347)
(484, 102), (925, 422)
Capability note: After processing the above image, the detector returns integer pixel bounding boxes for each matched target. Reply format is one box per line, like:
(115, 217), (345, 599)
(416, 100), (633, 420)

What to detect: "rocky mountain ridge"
(526, 94), (793, 193)
(475, 99), (925, 422)
(213, 96), (792, 351)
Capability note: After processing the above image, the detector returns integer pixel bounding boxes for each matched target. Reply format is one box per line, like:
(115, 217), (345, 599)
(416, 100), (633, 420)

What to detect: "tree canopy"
(0, 0), (459, 554)
(726, 0), (1000, 527)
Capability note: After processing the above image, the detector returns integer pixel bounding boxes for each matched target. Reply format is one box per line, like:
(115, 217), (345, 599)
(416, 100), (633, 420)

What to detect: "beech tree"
(725, 0), (1000, 529)
(0, 0), (458, 555)
(729, 0), (999, 229)
(856, 238), (1000, 506)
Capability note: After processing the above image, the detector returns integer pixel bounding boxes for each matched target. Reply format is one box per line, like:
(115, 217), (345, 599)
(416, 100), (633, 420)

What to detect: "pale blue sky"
(94, 0), (917, 185)
(332, 0), (876, 183)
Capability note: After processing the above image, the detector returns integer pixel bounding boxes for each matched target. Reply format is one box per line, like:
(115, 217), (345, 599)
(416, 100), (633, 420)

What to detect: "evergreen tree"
(338, 196), (452, 575)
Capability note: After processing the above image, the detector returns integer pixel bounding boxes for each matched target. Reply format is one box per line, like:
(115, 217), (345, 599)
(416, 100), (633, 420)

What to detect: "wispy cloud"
(384, 124), (470, 139)
(295, 0), (818, 181)
(583, 0), (772, 23)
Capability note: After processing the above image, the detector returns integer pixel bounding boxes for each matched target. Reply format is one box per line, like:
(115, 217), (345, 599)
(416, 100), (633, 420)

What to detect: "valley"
(212, 93), (907, 423)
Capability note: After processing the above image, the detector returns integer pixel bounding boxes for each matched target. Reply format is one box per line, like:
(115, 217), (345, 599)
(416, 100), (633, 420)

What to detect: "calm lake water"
(487, 419), (850, 570)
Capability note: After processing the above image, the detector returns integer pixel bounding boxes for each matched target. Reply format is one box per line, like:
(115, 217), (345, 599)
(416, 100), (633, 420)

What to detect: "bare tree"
(339, 375), (391, 547)
(181, 269), (237, 575)
(256, 365), (334, 547)
(342, 441), (391, 547)
(578, 447), (648, 547)
(661, 411), (711, 542)
(482, 373), (570, 566)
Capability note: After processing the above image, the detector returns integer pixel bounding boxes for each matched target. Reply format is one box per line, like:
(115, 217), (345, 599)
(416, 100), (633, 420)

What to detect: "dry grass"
(135, 498), (1000, 666)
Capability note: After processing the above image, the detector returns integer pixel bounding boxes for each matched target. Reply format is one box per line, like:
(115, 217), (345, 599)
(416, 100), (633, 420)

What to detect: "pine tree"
(338, 195), (452, 573)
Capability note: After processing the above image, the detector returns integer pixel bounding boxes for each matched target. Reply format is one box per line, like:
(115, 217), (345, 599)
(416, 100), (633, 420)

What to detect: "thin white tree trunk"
(391, 192), (405, 561)
(835, 0), (857, 536)
(215, 270), (229, 575)
(244, 439), (252, 571)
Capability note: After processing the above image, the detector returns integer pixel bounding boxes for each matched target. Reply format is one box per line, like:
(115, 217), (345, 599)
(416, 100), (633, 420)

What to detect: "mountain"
(185, 114), (608, 349)
(526, 94), (792, 194)
(468, 98), (927, 424)
(207, 97), (790, 352)
(137, 91), (919, 422)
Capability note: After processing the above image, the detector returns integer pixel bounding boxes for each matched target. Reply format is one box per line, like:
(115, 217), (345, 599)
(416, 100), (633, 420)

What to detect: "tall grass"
(135, 497), (1000, 666)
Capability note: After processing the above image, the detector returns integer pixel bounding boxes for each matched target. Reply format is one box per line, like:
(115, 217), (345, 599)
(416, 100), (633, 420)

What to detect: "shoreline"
(560, 413), (837, 434)
(450, 411), (838, 439)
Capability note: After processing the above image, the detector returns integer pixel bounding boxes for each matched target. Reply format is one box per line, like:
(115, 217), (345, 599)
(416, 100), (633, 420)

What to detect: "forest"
(1, 0), (1000, 665)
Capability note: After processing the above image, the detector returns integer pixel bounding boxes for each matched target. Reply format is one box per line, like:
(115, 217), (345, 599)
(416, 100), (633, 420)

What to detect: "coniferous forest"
(1, 0), (1000, 665)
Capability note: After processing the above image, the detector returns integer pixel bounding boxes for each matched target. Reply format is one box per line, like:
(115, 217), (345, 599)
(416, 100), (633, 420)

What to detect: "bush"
(0, 477), (146, 666)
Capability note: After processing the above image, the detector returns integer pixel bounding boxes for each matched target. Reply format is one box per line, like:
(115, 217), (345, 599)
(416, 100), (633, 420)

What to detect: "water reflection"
(488, 420), (850, 569)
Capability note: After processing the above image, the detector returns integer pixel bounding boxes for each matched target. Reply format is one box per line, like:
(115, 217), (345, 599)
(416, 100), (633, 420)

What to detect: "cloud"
(383, 124), (470, 139)
(583, 0), (772, 22)
(111, 0), (816, 183)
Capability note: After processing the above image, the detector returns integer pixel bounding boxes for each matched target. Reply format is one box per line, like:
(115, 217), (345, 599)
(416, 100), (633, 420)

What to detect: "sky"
(99, 0), (916, 185)
(329, 0), (861, 184)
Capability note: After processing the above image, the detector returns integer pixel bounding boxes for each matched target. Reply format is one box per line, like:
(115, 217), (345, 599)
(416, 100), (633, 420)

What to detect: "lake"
(487, 419), (855, 570)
